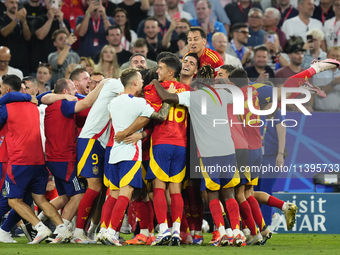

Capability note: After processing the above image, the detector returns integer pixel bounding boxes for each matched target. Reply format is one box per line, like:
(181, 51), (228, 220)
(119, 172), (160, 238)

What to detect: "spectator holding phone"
(31, 0), (71, 75)
(48, 29), (79, 85)
(264, 31), (289, 71)
(0, 0), (31, 75)
(301, 29), (327, 69)
(76, 0), (115, 58)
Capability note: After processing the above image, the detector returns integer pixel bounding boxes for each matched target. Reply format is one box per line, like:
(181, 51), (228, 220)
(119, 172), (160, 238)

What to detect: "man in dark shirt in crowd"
(245, 45), (275, 82)
(0, 0), (31, 75)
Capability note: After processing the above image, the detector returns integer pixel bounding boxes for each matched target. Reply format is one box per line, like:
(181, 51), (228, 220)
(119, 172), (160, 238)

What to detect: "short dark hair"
(220, 65), (236, 73)
(187, 26), (207, 39)
(133, 38), (147, 48)
(2, 74), (22, 92)
(156, 52), (177, 63)
(54, 78), (69, 94)
(90, 71), (106, 78)
(159, 56), (182, 79)
(69, 67), (88, 81)
(231, 23), (248, 33)
(22, 76), (38, 86)
(180, 18), (191, 28)
(129, 53), (146, 63)
(143, 67), (158, 88)
(144, 17), (159, 27)
(106, 25), (122, 36)
(253, 45), (269, 55)
(183, 52), (200, 71)
(51, 29), (68, 41)
(228, 68), (249, 88)
(120, 68), (139, 87)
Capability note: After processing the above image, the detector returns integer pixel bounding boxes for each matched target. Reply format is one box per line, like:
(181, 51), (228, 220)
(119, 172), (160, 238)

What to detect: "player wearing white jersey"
(101, 68), (172, 246)
(73, 78), (125, 243)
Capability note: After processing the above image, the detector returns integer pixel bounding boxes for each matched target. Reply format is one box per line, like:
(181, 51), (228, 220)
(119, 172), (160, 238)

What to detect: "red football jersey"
(0, 128), (7, 163)
(240, 86), (262, 150)
(45, 101), (78, 162)
(227, 105), (248, 150)
(144, 80), (189, 147)
(184, 47), (224, 76)
(5, 102), (45, 165)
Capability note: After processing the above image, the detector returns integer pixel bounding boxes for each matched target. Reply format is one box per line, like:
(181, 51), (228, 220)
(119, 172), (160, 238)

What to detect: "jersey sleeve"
(144, 84), (163, 112)
(0, 105), (8, 128)
(255, 85), (273, 105)
(0, 92), (31, 105)
(138, 98), (155, 118)
(178, 91), (190, 108)
(61, 100), (77, 118)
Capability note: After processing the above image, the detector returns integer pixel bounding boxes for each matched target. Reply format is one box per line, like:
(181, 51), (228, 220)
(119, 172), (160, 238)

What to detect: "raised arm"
(41, 93), (77, 105)
(276, 121), (286, 168)
(74, 78), (109, 113)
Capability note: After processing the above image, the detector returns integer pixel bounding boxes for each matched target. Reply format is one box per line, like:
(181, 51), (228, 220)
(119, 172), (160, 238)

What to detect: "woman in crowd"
(36, 62), (52, 94)
(95, 45), (121, 78)
(113, 8), (137, 51)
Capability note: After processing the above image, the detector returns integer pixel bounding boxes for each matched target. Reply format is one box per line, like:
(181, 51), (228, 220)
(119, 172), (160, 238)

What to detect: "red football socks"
(247, 196), (266, 232)
(225, 198), (240, 230)
(209, 199), (225, 229)
(267, 195), (285, 210)
(145, 200), (154, 233)
(101, 195), (117, 228)
(153, 188), (167, 224)
(110, 195), (129, 230)
(133, 199), (149, 229)
(76, 188), (100, 229)
(170, 193), (184, 225)
(239, 200), (257, 235)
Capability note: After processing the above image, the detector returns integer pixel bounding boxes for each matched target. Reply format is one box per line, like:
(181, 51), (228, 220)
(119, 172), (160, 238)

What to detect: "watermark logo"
(200, 84), (312, 116)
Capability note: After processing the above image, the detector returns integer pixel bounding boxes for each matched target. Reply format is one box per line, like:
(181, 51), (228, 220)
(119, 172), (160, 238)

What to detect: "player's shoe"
(146, 235), (155, 245)
(192, 234), (204, 245)
(21, 223), (37, 242)
(260, 225), (272, 245)
(28, 227), (52, 244)
(209, 230), (221, 246)
(151, 229), (171, 246)
(0, 228), (17, 243)
(72, 231), (89, 244)
(220, 234), (233, 246)
(245, 233), (263, 246)
(170, 231), (181, 246)
(103, 231), (122, 246)
(311, 58), (340, 73)
(301, 81), (326, 98)
(233, 233), (244, 247)
(50, 229), (72, 244)
(126, 233), (148, 245)
(96, 229), (106, 244)
(283, 203), (298, 230)
(87, 232), (97, 244)
(180, 231), (193, 244)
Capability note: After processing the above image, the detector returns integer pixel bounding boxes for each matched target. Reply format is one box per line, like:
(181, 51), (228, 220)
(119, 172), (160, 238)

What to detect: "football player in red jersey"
(185, 26), (224, 76)
(143, 56), (189, 246)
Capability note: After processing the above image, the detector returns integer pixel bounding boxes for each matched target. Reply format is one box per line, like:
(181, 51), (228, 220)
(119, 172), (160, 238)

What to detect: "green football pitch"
(1, 233), (339, 255)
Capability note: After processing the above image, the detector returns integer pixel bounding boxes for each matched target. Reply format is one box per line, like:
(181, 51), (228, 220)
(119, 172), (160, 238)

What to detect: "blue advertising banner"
(272, 193), (340, 234)
(273, 112), (340, 193)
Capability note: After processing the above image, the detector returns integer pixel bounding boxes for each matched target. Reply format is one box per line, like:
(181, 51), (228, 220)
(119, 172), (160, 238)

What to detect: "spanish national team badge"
(93, 165), (99, 175)
(93, 38), (99, 47)
(2, 188), (7, 198)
